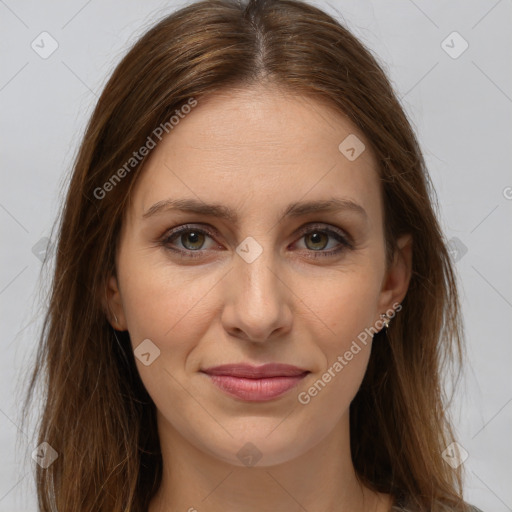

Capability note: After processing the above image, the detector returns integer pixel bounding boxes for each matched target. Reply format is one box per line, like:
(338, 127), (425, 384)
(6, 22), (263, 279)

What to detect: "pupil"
(183, 231), (203, 249)
(308, 232), (326, 250)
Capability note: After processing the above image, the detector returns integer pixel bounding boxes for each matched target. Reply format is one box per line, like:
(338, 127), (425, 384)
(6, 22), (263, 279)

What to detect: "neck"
(148, 410), (393, 512)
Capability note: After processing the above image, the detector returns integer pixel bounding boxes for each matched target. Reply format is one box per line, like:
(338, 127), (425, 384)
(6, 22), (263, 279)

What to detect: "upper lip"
(201, 363), (309, 378)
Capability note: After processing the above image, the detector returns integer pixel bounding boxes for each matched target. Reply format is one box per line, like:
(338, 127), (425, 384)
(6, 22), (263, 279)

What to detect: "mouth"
(200, 363), (310, 402)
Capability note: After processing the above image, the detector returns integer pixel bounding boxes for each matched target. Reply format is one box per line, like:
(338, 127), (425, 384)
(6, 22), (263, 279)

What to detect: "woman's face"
(107, 85), (411, 467)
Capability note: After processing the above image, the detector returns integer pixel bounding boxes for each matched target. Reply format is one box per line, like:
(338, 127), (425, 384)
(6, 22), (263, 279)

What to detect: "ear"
(376, 234), (413, 316)
(102, 274), (128, 331)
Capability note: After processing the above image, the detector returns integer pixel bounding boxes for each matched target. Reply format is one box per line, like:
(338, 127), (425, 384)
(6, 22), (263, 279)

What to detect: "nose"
(220, 246), (293, 343)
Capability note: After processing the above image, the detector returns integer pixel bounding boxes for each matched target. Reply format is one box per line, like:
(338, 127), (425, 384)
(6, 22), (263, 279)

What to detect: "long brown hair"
(20, 0), (470, 510)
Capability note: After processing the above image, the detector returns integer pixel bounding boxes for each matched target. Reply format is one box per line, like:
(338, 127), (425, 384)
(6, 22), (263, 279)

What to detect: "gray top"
(390, 505), (483, 512)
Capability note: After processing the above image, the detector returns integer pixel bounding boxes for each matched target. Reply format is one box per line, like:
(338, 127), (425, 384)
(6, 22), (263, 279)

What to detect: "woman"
(21, 0), (483, 510)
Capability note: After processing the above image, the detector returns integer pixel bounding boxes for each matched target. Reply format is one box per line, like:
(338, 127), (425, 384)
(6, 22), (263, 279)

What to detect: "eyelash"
(159, 223), (353, 260)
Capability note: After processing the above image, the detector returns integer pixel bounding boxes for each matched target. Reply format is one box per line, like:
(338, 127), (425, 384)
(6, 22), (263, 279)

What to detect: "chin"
(195, 421), (328, 469)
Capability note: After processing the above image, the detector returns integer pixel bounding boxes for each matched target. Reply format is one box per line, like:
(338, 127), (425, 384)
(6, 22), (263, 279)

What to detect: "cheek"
(117, 257), (221, 416)
(295, 265), (382, 347)
(117, 247), (221, 351)
(294, 272), (379, 427)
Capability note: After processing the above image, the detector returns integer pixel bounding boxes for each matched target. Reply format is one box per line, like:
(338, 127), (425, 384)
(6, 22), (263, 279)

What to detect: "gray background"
(1, 0), (511, 510)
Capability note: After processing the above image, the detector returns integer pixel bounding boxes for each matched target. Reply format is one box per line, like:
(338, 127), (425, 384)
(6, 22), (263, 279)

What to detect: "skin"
(106, 84), (412, 512)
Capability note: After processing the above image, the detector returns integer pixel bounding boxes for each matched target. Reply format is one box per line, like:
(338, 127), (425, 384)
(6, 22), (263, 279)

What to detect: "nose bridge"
(235, 235), (281, 305)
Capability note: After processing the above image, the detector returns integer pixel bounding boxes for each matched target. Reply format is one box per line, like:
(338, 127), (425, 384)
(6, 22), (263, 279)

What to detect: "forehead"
(129, 85), (382, 227)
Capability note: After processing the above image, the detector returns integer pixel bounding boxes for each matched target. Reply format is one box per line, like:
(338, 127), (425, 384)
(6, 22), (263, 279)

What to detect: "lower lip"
(204, 373), (308, 402)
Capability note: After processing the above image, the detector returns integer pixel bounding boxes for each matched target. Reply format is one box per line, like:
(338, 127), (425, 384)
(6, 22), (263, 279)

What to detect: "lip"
(201, 363), (310, 402)
(202, 363), (309, 378)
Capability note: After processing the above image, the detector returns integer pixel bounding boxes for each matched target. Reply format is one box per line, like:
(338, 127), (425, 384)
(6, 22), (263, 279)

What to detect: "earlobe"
(103, 274), (127, 331)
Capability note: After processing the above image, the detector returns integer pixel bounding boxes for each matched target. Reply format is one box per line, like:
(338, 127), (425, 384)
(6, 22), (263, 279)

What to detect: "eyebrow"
(142, 197), (367, 223)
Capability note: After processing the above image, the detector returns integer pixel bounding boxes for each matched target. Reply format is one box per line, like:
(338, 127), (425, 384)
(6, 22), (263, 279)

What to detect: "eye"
(160, 224), (220, 258)
(159, 223), (352, 260)
(292, 223), (352, 258)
